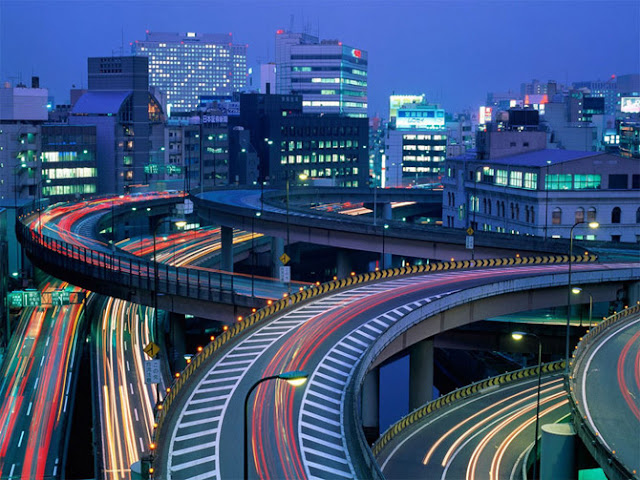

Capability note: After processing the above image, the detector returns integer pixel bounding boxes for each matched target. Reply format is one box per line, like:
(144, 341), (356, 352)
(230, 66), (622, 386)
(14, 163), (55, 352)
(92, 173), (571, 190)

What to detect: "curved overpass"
(193, 188), (588, 260)
(16, 195), (292, 321)
(153, 260), (638, 479)
(374, 362), (568, 480)
(569, 305), (640, 479)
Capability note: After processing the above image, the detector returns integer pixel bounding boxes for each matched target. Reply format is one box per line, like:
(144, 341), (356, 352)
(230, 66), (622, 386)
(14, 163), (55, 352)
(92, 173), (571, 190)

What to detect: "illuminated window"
(545, 174), (572, 190)
(552, 207), (562, 225)
(496, 170), (508, 185)
(509, 171), (523, 188)
(587, 207), (597, 222)
(575, 207), (584, 224)
(574, 174), (601, 189)
(524, 172), (537, 190)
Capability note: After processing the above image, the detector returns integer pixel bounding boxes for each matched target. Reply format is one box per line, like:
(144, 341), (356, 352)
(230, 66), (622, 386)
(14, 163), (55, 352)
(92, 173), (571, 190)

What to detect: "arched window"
(510, 202), (515, 219)
(515, 204), (520, 220)
(488, 200), (492, 215)
(483, 198), (487, 213)
(575, 207), (584, 224)
(525, 206), (530, 223)
(636, 207), (640, 224)
(531, 207), (535, 224)
(587, 207), (596, 222)
(611, 207), (621, 224)
(552, 207), (562, 225)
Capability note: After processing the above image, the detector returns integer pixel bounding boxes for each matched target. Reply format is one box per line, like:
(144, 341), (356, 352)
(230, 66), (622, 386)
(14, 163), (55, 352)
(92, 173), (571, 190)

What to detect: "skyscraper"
(275, 31), (368, 118)
(132, 31), (247, 113)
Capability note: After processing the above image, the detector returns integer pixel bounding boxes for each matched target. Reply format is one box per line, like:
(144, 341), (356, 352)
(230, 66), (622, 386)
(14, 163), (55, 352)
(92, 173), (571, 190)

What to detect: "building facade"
(275, 31), (368, 118)
(40, 125), (98, 201)
(132, 31), (247, 113)
(443, 150), (639, 243)
(71, 56), (165, 194)
(233, 93), (368, 187)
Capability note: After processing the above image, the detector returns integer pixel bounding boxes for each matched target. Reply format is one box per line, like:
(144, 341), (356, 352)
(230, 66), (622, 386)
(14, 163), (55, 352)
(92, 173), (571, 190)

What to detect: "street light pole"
(244, 371), (308, 480)
(565, 220), (598, 372)
(382, 223), (389, 270)
(512, 331), (542, 480)
(572, 287), (593, 328)
(251, 212), (261, 300)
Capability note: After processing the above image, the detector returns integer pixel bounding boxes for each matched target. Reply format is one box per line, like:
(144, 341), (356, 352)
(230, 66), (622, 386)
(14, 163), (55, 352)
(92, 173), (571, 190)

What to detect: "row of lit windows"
(43, 184), (96, 196)
(43, 168), (97, 179)
(296, 167), (359, 179)
(403, 134), (446, 141)
(296, 78), (367, 86)
(545, 174), (601, 190)
(402, 155), (445, 162)
(403, 145), (446, 151)
(403, 166), (439, 173)
(280, 154), (359, 164)
(43, 152), (80, 163)
(285, 140), (359, 150)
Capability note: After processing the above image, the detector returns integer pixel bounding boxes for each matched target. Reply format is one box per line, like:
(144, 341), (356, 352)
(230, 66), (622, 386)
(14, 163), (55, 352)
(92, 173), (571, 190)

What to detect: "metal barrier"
(371, 360), (565, 458)
(568, 304), (640, 480)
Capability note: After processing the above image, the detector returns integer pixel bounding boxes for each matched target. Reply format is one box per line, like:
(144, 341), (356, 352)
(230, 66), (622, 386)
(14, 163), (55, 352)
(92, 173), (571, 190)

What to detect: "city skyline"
(1, 0), (638, 116)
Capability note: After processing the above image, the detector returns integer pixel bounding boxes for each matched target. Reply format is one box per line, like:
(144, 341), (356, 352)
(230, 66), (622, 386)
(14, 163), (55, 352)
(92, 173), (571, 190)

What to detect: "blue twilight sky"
(1, 0), (638, 117)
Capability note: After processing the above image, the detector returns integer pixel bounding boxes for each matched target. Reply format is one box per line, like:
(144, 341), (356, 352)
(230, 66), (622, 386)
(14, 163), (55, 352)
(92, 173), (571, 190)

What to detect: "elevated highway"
(152, 260), (638, 479)
(193, 188), (592, 260)
(16, 194), (293, 321)
(569, 305), (640, 479)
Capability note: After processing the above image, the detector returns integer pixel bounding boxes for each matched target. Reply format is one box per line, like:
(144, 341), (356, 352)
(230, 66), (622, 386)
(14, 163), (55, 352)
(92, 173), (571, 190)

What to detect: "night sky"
(1, 0), (638, 117)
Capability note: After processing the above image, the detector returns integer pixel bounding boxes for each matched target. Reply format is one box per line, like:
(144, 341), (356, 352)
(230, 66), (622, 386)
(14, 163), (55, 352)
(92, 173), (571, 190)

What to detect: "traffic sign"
(51, 291), (71, 306)
(466, 235), (475, 250)
(279, 253), (291, 265)
(144, 342), (160, 359)
(9, 291), (24, 308)
(144, 359), (162, 385)
(279, 266), (291, 283)
(23, 291), (41, 307)
(466, 227), (474, 236)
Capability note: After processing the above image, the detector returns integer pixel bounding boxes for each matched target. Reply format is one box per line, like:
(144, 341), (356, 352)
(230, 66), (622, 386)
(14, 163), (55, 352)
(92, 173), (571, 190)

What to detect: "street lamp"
(151, 216), (187, 403)
(512, 331), (542, 480)
(251, 211), (261, 300)
(285, 173), (308, 295)
(566, 220), (598, 372)
(470, 165), (489, 260)
(382, 223), (389, 270)
(244, 370), (309, 480)
(571, 287), (593, 328)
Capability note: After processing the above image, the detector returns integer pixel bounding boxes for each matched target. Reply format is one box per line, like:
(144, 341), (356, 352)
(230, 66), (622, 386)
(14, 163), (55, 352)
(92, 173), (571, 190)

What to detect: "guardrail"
(568, 303), (640, 480)
(371, 360), (565, 458)
(150, 253), (596, 467)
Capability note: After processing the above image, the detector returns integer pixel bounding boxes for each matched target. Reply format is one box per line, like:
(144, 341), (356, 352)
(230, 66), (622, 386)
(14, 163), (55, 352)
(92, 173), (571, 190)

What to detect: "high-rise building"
(71, 56), (165, 194)
(132, 31), (248, 113)
(275, 31), (368, 118)
(385, 98), (447, 187)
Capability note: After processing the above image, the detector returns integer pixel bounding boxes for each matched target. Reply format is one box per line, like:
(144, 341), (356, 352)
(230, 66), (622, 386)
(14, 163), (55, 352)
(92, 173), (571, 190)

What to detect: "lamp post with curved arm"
(512, 331), (542, 480)
(565, 220), (598, 372)
(244, 370), (309, 480)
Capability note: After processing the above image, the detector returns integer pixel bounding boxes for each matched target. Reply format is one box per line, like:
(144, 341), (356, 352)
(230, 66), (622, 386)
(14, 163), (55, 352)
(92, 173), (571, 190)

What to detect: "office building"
(71, 56), (165, 194)
(40, 125), (98, 201)
(275, 31), (368, 118)
(132, 31), (247, 113)
(385, 98), (447, 187)
(443, 149), (639, 242)
(232, 93), (368, 187)
(573, 77), (617, 116)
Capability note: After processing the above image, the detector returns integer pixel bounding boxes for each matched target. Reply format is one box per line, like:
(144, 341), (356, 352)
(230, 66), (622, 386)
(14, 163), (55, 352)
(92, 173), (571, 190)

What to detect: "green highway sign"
(9, 291), (24, 308)
(24, 291), (42, 307)
(51, 291), (71, 306)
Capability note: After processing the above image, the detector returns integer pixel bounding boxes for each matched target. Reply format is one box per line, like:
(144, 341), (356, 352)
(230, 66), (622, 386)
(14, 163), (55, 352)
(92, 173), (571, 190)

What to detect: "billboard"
(479, 106), (492, 125)
(396, 108), (445, 129)
(621, 97), (640, 114)
(390, 95), (425, 119)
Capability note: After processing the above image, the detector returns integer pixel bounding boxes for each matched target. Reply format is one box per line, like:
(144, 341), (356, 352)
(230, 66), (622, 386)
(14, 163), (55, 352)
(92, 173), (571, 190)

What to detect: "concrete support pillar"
(336, 250), (352, 280)
(362, 367), (380, 443)
(220, 226), (234, 272)
(271, 237), (284, 278)
(409, 338), (434, 411)
(627, 281), (640, 306)
(382, 203), (392, 221)
(540, 424), (576, 480)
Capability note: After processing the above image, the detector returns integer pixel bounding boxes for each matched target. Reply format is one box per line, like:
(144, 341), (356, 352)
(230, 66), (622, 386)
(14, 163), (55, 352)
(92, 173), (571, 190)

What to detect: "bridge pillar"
(540, 424), (576, 480)
(220, 226), (234, 272)
(627, 281), (640, 305)
(361, 367), (380, 443)
(271, 237), (284, 278)
(336, 250), (352, 280)
(409, 338), (434, 410)
(382, 202), (392, 221)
